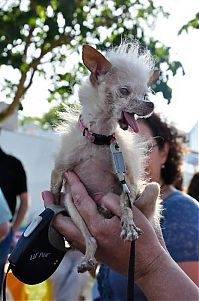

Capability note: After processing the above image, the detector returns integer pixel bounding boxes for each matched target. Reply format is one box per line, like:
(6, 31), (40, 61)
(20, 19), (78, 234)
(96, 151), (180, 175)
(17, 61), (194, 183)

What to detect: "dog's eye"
(119, 87), (130, 96)
(144, 94), (148, 100)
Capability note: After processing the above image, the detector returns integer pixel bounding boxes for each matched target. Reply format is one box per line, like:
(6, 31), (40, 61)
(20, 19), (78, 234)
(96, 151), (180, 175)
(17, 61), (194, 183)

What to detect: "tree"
(20, 102), (80, 129)
(0, 0), (184, 124)
(178, 12), (199, 34)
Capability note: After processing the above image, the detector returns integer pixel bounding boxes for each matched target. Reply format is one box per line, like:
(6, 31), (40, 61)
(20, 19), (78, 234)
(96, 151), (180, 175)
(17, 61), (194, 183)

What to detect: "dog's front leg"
(50, 167), (65, 204)
(64, 190), (97, 273)
(120, 192), (142, 241)
(51, 162), (75, 204)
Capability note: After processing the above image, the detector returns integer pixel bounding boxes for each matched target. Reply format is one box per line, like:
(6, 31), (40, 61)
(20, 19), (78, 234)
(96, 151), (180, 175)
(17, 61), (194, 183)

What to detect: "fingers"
(64, 171), (100, 224)
(41, 187), (86, 252)
(53, 214), (86, 252)
(41, 191), (55, 207)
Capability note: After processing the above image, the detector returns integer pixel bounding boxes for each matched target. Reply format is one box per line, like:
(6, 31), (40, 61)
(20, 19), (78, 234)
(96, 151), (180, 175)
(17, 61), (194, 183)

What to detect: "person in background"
(94, 113), (199, 301)
(50, 250), (91, 301)
(0, 189), (12, 241)
(187, 171), (199, 202)
(0, 146), (29, 296)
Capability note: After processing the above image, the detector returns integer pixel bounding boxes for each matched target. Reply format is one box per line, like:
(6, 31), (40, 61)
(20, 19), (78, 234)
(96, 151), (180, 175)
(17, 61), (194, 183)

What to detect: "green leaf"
(178, 12), (199, 34)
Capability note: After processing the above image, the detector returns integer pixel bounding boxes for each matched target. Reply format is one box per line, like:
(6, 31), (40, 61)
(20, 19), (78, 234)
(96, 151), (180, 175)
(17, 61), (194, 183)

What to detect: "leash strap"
(110, 142), (135, 301)
(127, 240), (135, 301)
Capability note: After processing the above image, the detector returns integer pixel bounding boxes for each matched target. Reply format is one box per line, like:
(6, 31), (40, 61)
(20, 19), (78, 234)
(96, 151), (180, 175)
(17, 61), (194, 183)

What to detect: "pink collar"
(78, 116), (115, 145)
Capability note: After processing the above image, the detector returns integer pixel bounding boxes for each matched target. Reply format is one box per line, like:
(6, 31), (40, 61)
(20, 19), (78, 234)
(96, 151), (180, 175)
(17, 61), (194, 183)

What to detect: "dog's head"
(82, 43), (159, 133)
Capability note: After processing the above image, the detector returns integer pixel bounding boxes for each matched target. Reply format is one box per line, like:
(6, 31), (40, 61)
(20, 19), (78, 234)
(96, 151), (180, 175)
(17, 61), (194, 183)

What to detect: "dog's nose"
(146, 101), (154, 109)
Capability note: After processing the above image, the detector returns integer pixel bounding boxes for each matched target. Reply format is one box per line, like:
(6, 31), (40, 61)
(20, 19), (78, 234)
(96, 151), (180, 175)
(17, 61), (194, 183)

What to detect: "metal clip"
(122, 182), (131, 194)
(110, 142), (126, 174)
(110, 142), (131, 195)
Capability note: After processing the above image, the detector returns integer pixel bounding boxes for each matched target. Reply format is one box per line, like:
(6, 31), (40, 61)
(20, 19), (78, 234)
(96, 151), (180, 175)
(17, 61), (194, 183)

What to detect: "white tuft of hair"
(55, 105), (80, 134)
(107, 40), (155, 77)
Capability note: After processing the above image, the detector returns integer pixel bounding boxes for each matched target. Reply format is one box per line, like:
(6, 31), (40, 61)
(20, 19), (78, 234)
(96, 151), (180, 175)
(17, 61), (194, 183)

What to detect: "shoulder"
(4, 153), (21, 164)
(5, 155), (26, 181)
(162, 191), (199, 262)
(163, 190), (199, 220)
(7, 154), (25, 170)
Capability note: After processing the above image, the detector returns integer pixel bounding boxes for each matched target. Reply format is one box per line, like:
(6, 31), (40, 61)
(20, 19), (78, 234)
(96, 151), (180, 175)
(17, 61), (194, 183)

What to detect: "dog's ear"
(82, 45), (112, 84)
(148, 69), (160, 86)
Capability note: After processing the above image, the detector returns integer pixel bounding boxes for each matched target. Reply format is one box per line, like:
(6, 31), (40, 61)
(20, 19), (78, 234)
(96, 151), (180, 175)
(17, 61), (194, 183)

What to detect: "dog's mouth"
(118, 112), (139, 133)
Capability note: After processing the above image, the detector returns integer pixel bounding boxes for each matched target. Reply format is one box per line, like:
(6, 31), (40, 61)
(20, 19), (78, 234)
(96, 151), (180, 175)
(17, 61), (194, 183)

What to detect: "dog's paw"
(77, 257), (96, 273)
(120, 218), (143, 241)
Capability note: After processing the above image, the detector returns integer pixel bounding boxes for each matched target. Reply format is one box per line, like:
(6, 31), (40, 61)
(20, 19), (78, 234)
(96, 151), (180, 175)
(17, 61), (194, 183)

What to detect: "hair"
(107, 40), (155, 77)
(143, 113), (187, 190)
(187, 172), (199, 201)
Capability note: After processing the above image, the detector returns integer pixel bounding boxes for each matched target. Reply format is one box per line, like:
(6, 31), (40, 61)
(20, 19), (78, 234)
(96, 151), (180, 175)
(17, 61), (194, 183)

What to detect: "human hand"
(42, 171), (166, 282)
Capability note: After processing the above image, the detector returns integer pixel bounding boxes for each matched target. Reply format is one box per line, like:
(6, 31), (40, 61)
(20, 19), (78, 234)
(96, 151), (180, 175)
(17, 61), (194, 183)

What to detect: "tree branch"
(28, 34), (72, 71)
(23, 68), (36, 94)
(0, 33), (72, 122)
(23, 26), (35, 60)
(0, 72), (27, 122)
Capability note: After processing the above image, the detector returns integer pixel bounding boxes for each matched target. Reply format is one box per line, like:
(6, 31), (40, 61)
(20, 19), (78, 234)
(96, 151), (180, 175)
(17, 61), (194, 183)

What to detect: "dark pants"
(0, 229), (13, 296)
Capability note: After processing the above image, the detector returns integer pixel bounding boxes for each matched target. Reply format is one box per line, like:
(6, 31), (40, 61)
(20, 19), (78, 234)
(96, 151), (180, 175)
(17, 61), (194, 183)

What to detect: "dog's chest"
(73, 146), (122, 198)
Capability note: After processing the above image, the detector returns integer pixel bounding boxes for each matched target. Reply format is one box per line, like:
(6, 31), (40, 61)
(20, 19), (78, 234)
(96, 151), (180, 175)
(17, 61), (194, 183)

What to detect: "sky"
(148, 0), (199, 132)
(1, 0), (199, 133)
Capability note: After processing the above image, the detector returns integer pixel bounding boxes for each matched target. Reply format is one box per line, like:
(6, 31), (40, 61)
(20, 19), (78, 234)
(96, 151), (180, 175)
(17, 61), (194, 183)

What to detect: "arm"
(0, 189), (12, 240)
(42, 171), (199, 300)
(12, 159), (29, 233)
(137, 251), (199, 301)
(178, 261), (199, 286)
(0, 222), (10, 241)
(12, 192), (29, 233)
(162, 195), (199, 286)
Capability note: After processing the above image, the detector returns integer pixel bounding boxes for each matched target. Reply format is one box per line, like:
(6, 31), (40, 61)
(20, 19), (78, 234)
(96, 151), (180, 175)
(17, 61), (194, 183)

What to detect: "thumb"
(101, 192), (121, 217)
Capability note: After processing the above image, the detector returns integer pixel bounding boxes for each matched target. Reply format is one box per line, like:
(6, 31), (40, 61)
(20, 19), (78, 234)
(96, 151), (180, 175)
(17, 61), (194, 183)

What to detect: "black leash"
(127, 239), (135, 301)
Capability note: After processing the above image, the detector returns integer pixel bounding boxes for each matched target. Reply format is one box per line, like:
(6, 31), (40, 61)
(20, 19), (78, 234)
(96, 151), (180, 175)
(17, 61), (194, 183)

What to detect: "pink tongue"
(123, 112), (139, 133)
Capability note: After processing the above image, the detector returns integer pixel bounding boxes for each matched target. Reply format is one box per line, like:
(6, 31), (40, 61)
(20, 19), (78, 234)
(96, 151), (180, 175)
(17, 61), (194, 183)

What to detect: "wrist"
(136, 246), (166, 286)
(136, 247), (199, 301)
